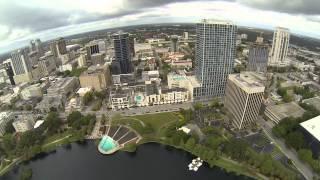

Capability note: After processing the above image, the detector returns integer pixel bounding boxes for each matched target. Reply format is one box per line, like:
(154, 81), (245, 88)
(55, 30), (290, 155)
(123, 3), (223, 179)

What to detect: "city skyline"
(1, 0), (320, 54)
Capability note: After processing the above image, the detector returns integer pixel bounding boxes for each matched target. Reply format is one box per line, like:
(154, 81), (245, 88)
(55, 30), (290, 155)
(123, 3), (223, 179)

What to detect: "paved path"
(257, 117), (315, 180)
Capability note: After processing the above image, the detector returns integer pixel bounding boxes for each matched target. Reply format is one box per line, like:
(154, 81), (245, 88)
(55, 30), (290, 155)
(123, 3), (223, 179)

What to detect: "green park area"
(112, 110), (297, 180)
(112, 112), (181, 140)
(0, 111), (96, 176)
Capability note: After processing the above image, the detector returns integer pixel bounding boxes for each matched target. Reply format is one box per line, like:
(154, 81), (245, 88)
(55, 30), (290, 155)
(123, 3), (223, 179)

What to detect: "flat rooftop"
(267, 102), (305, 120)
(229, 72), (266, 93)
(300, 115), (320, 142)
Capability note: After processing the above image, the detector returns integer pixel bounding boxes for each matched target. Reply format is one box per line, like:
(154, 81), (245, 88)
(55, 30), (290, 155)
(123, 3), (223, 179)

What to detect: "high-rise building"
(112, 32), (133, 74)
(194, 19), (237, 101)
(269, 27), (290, 67)
(247, 44), (269, 72)
(87, 42), (100, 55)
(29, 40), (36, 52)
(10, 49), (32, 76)
(171, 35), (179, 53)
(183, 32), (189, 40)
(35, 39), (44, 56)
(2, 59), (15, 85)
(56, 37), (68, 56)
(129, 35), (135, 57)
(225, 72), (265, 129)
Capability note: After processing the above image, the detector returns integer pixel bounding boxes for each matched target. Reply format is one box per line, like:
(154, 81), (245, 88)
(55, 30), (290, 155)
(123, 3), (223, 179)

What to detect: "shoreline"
(0, 138), (266, 180)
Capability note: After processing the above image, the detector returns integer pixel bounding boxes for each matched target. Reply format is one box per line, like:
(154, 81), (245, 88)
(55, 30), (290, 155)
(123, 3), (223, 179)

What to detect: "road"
(257, 117), (315, 180)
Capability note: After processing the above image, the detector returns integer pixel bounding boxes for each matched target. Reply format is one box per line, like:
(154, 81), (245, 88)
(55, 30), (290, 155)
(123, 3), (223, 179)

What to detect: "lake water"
(2, 141), (250, 180)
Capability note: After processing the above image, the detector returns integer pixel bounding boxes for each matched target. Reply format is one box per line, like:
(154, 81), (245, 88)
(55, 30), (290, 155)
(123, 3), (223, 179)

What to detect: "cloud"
(0, 0), (320, 54)
(238, 0), (320, 15)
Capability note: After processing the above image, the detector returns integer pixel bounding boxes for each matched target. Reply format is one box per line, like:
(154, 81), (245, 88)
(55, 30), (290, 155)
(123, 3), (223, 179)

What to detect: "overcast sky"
(1, 0), (320, 54)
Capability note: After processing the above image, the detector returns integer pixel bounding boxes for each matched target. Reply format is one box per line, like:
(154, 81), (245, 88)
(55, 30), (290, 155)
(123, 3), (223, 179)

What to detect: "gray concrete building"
(112, 32), (133, 74)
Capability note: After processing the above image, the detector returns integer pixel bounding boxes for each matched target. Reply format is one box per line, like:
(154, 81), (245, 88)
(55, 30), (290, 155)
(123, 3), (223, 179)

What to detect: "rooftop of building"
(266, 102), (305, 120)
(276, 27), (290, 31)
(111, 88), (133, 98)
(300, 115), (320, 142)
(229, 72), (266, 93)
(48, 77), (76, 90)
(81, 65), (107, 75)
(200, 19), (234, 25)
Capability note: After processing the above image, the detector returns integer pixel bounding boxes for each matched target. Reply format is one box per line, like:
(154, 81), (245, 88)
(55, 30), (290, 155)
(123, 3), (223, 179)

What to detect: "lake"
(2, 141), (250, 180)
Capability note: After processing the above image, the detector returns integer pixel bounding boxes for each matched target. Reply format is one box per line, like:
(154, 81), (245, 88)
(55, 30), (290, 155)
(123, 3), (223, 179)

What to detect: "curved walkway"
(120, 117), (146, 127)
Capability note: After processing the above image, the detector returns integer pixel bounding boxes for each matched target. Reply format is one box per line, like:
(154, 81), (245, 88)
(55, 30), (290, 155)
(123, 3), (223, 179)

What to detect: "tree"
(44, 112), (62, 135)
(67, 111), (83, 129)
(83, 92), (94, 105)
(285, 131), (305, 150)
(283, 94), (293, 103)
(2, 134), (16, 154)
(19, 167), (32, 180)
(193, 102), (203, 111)
(101, 114), (107, 125)
(185, 137), (196, 150)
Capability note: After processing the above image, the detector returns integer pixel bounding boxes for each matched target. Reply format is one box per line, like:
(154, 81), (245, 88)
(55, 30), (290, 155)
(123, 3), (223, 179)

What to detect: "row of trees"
(161, 116), (297, 179)
(1, 112), (62, 160)
(272, 103), (320, 173)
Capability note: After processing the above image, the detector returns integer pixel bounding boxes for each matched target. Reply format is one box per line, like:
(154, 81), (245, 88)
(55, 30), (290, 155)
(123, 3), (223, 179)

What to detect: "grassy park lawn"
(112, 112), (181, 138)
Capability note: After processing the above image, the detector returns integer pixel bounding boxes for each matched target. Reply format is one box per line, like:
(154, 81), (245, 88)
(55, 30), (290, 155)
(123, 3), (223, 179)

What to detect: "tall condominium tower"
(112, 32), (133, 74)
(268, 27), (290, 67)
(225, 72), (265, 129)
(247, 44), (269, 72)
(10, 49), (32, 76)
(194, 19), (237, 101)
(171, 35), (179, 53)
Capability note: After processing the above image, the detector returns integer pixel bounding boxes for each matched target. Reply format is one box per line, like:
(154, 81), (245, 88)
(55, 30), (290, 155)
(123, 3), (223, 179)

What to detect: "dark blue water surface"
(2, 141), (250, 180)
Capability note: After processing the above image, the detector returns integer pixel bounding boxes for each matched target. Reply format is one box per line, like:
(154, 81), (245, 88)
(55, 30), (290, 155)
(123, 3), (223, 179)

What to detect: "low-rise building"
(65, 97), (82, 114)
(47, 77), (79, 97)
(264, 102), (305, 124)
(79, 65), (111, 91)
(20, 83), (43, 100)
(77, 87), (93, 97)
(110, 88), (134, 110)
(12, 114), (35, 133)
(167, 71), (200, 101)
(35, 94), (65, 113)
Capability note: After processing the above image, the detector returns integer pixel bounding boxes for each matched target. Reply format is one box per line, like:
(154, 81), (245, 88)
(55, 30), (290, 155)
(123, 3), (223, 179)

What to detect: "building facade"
(112, 32), (133, 74)
(0, 112), (12, 136)
(194, 19), (237, 101)
(269, 27), (290, 67)
(225, 72), (265, 129)
(247, 44), (269, 72)
(79, 65), (111, 91)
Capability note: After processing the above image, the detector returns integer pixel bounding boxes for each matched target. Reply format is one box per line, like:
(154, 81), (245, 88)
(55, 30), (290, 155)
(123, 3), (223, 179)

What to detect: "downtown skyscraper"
(268, 27), (290, 67)
(194, 19), (237, 101)
(112, 32), (133, 74)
